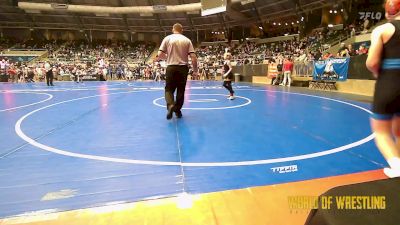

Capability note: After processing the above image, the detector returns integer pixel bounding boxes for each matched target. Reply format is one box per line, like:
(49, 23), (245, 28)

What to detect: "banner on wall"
(313, 58), (350, 81)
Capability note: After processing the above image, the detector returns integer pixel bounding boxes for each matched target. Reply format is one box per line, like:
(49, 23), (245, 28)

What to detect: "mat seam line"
(174, 119), (187, 193)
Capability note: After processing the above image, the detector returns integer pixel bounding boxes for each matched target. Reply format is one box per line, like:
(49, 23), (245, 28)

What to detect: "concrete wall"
(335, 79), (375, 96)
(354, 33), (371, 43)
(254, 34), (299, 44)
(1, 50), (46, 56)
(252, 76), (376, 97)
(1, 28), (163, 43)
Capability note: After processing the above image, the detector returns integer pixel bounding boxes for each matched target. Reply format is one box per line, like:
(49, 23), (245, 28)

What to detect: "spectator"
(314, 50), (322, 61)
(322, 51), (333, 60)
(27, 67), (35, 82)
(357, 44), (369, 55)
(347, 44), (355, 57)
(337, 43), (349, 57)
(8, 66), (17, 82)
(351, 27), (356, 37)
(272, 55), (284, 85)
(362, 18), (370, 34)
(281, 56), (294, 87)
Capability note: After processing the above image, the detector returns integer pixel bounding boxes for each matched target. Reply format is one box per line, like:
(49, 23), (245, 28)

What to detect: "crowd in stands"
(0, 37), (17, 52)
(192, 20), (374, 79)
(49, 40), (154, 62)
(0, 57), (166, 83)
(0, 40), (159, 83)
(193, 38), (313, 78)
(1, 18), (376, 83)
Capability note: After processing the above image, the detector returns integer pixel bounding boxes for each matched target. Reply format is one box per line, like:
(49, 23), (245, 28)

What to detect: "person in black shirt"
(222, 53), (235, 100)
(314, 50), (322, 61)
(366, 0), (400, 178)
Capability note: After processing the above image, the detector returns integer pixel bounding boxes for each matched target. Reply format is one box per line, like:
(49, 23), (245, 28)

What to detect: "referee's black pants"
(165, 65), (189, 112)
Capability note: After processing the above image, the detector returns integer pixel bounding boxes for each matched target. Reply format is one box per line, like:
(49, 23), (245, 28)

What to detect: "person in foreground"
(157, 23), (198, 120)
(366, 0), (400, 178)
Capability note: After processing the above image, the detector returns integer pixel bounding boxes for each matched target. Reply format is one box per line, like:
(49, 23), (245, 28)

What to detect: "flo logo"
(271, 165), (298, 174)
(359, 12), (383, 20)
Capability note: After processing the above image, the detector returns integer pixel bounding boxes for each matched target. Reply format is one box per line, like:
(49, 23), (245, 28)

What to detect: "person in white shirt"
(98, 58), (105, 68)
(154, 68), (162, 82)
(126, 69), (133, 81)
(36, 66), (42, 81)
(0, 59), (6, 71)
(76, 68), (83, 83)
(59, 67), (64, 76)
(44, 61), (54, 86)
(102, 67), (108, 81)
(157, 23), (198, 120)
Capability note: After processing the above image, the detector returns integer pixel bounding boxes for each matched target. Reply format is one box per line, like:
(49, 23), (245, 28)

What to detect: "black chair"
(310, 74), (324, 89)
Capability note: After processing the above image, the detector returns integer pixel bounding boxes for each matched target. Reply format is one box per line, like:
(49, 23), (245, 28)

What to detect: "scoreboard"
(201, 0), (227, 16)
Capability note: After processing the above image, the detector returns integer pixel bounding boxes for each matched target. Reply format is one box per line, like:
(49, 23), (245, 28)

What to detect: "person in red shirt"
(280, 56), (294, 87)
(322, 51), (333, 60)
(357, 44), (369, 55)
(7, 66), (17, 83)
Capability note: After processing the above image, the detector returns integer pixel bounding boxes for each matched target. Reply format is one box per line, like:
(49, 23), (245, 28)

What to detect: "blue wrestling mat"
(0, 81), (386, 217)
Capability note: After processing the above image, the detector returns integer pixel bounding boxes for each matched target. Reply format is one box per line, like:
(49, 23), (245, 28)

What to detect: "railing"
(293, 61), (314, 77)
(200, 41), (229, 46)
(1, 49), (48, 63)
(8, 48), (47, 51)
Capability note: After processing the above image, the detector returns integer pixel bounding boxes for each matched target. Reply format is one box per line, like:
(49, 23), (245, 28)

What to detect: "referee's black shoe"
(175, 110), (182, 119)
(167, 105), (175, 120)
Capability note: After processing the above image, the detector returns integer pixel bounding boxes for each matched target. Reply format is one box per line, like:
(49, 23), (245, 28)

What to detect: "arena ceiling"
(0, 0), (345, 32)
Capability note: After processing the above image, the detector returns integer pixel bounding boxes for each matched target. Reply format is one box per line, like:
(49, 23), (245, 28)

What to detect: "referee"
(157, 23), (198, 120)
(44, 61), (54, 86)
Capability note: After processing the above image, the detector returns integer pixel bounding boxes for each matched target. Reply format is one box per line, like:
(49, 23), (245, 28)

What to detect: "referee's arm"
(156, 38), (168, 61)
(157, 50), (167, 61)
